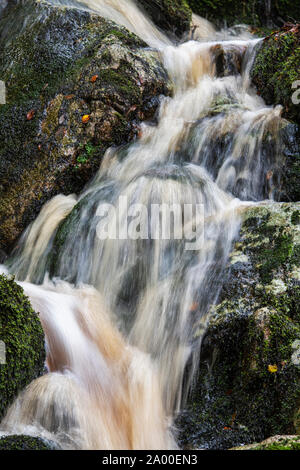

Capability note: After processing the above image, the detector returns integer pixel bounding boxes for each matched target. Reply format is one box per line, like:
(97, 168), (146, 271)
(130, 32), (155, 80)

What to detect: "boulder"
(231, 434), (300, 450)
(0, 275), (45, 421)
(178, 202), (300, 449)
(0, 0), (172, 252)
(251, 24), (300, 124)
(0, 434), (57, 450)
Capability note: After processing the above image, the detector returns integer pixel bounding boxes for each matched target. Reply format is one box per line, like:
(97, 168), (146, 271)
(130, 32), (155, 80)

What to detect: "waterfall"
(0, 0), (284, 449)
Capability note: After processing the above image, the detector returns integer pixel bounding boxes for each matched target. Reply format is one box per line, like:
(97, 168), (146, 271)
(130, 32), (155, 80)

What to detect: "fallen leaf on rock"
(26, 109), (35, 120)
(82, 114), (90, 124)
(65, 94), (75, 100)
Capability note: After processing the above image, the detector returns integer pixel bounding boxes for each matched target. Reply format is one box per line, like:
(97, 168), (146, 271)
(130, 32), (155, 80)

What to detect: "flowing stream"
(0, 0), (284, 449)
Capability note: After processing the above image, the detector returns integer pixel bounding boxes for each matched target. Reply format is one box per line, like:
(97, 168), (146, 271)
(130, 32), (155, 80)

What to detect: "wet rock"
(0, 434), (57, 450)
(0, 0), (7, 16)
(178, 202), (300, 449)
(278, 122), (300, 202)
(187, 0), (300, 28)
(0, 274), (45, 421)
(231, 434), (300, 450)
(211, 44), (245, 77)
(0, 0), (172, 253)
(137, 0), (192, 37)
(251, 24), (300, 124)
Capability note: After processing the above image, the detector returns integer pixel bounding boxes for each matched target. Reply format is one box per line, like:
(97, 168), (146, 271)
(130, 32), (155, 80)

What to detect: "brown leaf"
(26, 109), (35, 120)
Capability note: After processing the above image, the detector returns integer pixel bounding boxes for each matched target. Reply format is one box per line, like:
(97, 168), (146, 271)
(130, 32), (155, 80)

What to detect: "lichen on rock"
(0, 0), (172, 253)
(178, 202), (300, 449)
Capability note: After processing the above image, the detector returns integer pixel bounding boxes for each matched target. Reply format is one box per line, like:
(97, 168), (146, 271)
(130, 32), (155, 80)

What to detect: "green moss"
(0, 275), (45, 421)
(0, 0), (171, 252)
(179, 203), (300, 450)
(75, 143), (99, 168)
(0, 435), (56, 450)
(253, 436), (300, 450)
(251, 31), (300, 123)
(242, 207), (299, 283)
(97, 68), (140, 103)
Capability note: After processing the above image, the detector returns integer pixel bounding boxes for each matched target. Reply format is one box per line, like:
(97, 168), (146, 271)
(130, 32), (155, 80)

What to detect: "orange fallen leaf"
(65, 94), (75, 100)
(91, 75), (99, 83)
(82, 114), (90, 124)
(223, 427), (231, 431)
(26, 109), (35, 120)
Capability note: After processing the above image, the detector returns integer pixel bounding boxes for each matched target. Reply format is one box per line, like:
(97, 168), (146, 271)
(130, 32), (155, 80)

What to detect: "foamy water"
(0, 0), (284, 449)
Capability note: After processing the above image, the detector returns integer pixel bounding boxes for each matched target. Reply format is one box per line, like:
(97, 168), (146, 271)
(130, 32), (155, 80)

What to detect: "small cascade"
(0, 0), (285, 449)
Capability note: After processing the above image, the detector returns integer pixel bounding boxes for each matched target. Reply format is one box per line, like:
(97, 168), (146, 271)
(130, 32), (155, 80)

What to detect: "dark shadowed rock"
(137, 0), (191, 37)
(187, 0), (300, 28)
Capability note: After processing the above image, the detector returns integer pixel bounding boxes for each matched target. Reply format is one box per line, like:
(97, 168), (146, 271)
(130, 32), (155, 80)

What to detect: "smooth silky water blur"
(0, 0), (284, 449)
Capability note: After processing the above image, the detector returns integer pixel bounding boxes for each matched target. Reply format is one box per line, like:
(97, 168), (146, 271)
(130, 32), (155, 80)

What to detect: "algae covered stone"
(178, 202), (300, 449)
(0, 0), (171, 253)
(0, 274), (45, 421)
(251, 25), (300, 124)
(231, 434), (300, 450)
(0, 434), (56, 450)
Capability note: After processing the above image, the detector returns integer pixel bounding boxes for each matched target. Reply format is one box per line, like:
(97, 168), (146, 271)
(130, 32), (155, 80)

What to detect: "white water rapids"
(0, 0), (284, 449)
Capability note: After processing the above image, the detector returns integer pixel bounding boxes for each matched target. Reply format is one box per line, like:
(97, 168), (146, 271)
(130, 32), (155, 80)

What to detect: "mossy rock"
(0, 0), (171, 253)
(178, 202), (300, 449)
(0, 275), (45, 421)
(251, 25), (300, 124)
(137, 0), (192, 37)
(187, 1), (300, 27)
(232, 435), (300, 450)
(0, 434), (56, 450)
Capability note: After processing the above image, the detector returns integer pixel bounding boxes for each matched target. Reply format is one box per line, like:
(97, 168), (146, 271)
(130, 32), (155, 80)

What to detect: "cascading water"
(0, 0), (285, 449)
